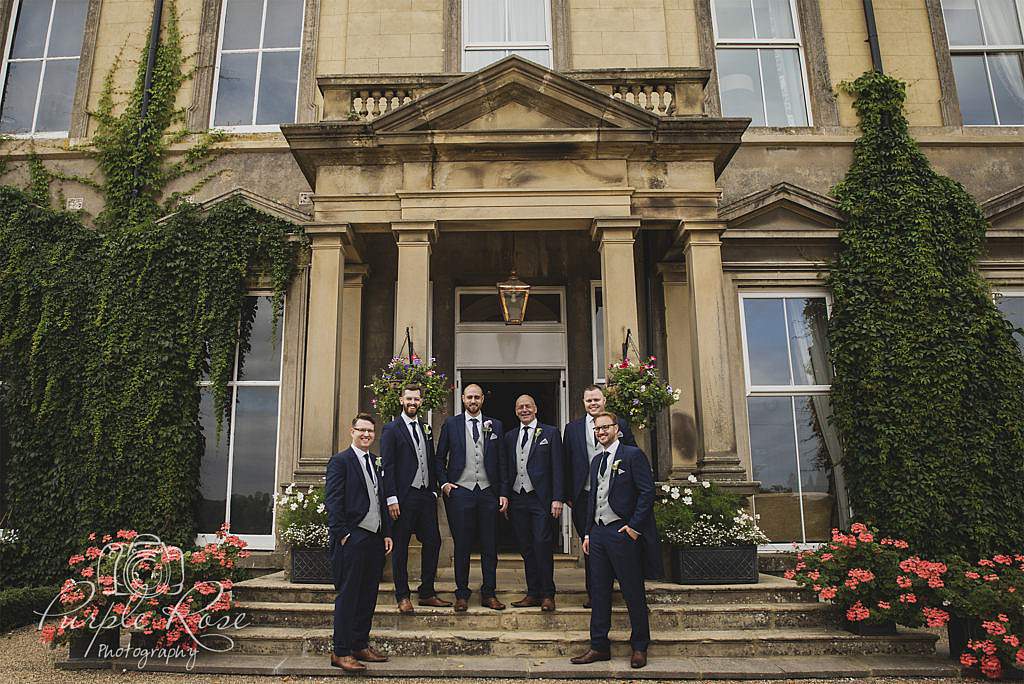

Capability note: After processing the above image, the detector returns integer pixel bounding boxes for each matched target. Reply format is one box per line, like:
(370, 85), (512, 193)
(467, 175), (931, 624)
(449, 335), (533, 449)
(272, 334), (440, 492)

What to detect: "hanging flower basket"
(366, 355), (448, 420)
(604, 356), (679, 430)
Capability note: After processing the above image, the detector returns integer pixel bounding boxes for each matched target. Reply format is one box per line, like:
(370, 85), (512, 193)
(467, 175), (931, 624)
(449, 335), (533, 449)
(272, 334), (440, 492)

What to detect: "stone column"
(300, 224), (348, 461)
(337, 263), (369, 440)
(680, 220), (747, 482)
(591, 217), (641, 369)
(658, 262), (698, 479)
(392, 221), (436, 358)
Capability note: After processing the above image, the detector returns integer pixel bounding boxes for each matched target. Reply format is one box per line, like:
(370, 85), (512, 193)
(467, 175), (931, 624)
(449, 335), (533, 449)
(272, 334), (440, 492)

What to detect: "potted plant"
(655, 475), (768, 584)
(275, 483), (331, 584)
(605, 355), (680, 431)
(366, 354), (448, 420)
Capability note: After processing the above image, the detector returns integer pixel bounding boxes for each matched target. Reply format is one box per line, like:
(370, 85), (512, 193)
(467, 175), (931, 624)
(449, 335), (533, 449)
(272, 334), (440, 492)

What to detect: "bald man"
(435, 384), (508, 611)
(504, 394), (565, 612)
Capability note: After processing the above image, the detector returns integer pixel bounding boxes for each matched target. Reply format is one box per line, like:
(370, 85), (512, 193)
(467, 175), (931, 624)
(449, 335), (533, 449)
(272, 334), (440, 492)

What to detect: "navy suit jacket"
(563, 415), (635, 506)
(503, 422), (565, 509)
(585, 443), (663, 580)
(325, 447), (391, 558)
(435, 415), (507, 497)
(381, 416), (437, 503)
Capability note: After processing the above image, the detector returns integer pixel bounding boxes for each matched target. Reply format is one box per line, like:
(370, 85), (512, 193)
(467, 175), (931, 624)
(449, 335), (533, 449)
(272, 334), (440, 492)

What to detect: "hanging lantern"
(497, 270), (530, 325)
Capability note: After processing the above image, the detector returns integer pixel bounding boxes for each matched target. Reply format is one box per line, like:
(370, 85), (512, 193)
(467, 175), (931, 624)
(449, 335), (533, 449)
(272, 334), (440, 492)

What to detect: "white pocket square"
(490, 434), (498, 440)
(540, 438), (549, 445)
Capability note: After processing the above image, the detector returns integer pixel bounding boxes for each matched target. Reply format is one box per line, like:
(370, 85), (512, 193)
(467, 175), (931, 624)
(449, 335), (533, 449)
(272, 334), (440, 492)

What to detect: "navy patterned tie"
(470, 418), (480, 443)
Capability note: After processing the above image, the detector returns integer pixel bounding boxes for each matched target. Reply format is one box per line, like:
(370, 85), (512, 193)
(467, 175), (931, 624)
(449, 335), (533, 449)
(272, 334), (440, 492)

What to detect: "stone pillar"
(658, 262), (698, 479)
(300, 224), (348, 461)
(392, 221), (436, 359)
(680, 220), (747, 482)
(337, 263), (369, 440)
(591, 217), (641, 369)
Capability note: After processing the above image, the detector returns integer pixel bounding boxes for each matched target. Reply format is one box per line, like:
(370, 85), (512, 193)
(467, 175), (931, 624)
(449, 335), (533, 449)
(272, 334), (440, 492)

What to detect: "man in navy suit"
(325, 413), (394, 673)
(563, 385), (635, 608)
(504, 394), (565, 612)
(435, 383), (509, 612)
(381, 383), (451, 613)
(571, 411), (661, 670)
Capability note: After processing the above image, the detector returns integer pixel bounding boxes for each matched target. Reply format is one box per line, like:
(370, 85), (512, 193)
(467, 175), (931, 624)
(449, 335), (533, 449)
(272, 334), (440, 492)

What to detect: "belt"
(596, 519), (626, 528)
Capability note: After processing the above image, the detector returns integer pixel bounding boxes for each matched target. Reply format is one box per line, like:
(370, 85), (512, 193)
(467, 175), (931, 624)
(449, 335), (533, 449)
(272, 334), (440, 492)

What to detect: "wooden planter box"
(843, 619), (897, 636)
(668, 544), (758, 584)
(290, 547), (332, 584)
(68, 629), (120, 660)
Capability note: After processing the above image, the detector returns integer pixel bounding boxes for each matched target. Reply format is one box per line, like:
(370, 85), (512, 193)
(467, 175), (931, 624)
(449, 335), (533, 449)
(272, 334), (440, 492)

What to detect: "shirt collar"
(464, 411), (482, 421)
(352, 445), (369, 459)
(602, 440), (620, 458)
(521, 419), (538, 431)
(402, 413), (418, 426)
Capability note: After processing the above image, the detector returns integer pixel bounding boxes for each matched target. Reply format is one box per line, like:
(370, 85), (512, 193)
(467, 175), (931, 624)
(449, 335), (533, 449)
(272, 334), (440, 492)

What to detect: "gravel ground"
(1, 626), (969, 684)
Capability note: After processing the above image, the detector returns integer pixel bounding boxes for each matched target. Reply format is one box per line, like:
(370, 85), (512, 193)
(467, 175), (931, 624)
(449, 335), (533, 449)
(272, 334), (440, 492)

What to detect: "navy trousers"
(391, 487), (442, 601)
(331, 529), (385, 657)
(571, 490), (594, 600)
(589, 523), (650, 653)
(445, 485), (499, 600)
(510, 490), (556, 598)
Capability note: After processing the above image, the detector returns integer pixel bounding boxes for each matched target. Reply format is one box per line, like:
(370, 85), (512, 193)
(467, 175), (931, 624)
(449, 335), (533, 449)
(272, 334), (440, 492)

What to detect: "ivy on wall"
(0, 2), (303, 585)
(827, 71), (1024, 562)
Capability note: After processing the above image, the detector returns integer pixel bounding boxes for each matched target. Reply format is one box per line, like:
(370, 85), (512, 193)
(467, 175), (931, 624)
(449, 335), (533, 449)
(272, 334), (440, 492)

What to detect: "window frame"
(208, 0), (306, 133)
(940, 0), (1024, 126)
(738, 288), (834, 550)
(460, 0), (554, 71)
(591, 280), (605, 385)
(995, 287), (1024, 345)
(196, 292), (285, 551)
(709, 0), (815, 127)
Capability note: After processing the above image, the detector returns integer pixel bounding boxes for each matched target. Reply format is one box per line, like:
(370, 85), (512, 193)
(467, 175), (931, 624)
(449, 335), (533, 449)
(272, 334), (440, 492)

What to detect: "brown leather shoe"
(353, 647), (388, 662)
(454, 597), (468, 612)
(397, 597), (415, 614)
(419, 595), (453, 607)
(630, 650), (648, 669)
(570, 649), (611, 664)
(511, 595), (541, 608)
(330, 654), (366, 672)
(481, 596), (506, 610)
(541, 597), (556, 612)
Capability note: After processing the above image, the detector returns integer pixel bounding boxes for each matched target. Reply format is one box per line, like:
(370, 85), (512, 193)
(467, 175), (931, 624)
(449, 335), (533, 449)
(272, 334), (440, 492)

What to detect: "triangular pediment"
(720, 182), (843, 231)
(156, 187), (310, 225)
(983, 185), (1024, 230)
(371, 55), (661, 133)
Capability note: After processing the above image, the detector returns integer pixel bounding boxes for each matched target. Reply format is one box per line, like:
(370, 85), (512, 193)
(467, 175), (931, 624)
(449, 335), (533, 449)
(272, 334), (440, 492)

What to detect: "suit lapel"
(396, 417), (417, 453)
(576, 419), (590, 464)
(527, 424), (543, 462)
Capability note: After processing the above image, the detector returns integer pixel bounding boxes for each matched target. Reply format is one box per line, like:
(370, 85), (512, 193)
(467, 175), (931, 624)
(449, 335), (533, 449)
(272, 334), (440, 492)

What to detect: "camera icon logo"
(105, 534), (185, 598)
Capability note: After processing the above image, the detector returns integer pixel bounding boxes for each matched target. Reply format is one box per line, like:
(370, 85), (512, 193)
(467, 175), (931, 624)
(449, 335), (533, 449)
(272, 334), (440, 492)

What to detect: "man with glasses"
(570, 411), (661, 669)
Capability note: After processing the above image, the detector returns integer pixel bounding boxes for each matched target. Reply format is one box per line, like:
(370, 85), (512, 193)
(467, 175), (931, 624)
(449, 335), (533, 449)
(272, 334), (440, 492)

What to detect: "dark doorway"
(459, 369), (564, 553)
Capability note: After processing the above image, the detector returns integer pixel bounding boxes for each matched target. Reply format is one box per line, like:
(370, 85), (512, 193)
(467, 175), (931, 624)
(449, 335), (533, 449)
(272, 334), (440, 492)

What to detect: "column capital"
(657, 261), (687, 283)
(677, 219), (727, 249)
(591, 216), (640, 243)
(305, 222), (351, 241)
(392, 220), (438, 245)
(344, 263), (370, 286)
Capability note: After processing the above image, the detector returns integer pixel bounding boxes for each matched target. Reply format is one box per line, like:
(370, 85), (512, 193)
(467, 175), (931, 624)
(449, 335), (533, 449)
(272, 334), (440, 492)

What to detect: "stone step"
(226, 626), (938, 658)
(236, 600), (833, 631)
(382, 552), (579, 579)
(236, 571), (817, 606)
(93, 653), (960, 679)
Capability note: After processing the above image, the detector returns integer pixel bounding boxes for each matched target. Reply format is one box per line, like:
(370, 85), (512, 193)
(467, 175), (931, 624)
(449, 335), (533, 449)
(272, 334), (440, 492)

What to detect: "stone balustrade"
(317, 67), (711, 122)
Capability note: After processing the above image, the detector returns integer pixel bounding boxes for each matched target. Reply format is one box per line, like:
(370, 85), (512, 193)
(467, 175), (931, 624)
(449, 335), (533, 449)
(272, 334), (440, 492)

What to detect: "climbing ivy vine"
(0, 1), (303, 585)
(827, 71), (1024, 562)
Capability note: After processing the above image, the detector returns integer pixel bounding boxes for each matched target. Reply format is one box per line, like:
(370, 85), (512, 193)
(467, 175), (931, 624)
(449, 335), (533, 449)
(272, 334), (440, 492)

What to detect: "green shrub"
(0, 585), (59, 633)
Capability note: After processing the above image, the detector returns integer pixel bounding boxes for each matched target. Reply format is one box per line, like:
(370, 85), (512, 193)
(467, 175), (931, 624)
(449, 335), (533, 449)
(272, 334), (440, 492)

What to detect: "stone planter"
(842, 619), (897, 636)
(68, 628), (120, 660)
(290, 546), (332, 584)
(668, 544), (758, 584)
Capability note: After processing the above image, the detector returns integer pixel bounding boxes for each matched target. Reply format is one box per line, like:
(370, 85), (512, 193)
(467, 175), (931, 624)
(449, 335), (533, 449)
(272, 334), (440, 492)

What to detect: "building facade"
(2, 0), (1022, 556)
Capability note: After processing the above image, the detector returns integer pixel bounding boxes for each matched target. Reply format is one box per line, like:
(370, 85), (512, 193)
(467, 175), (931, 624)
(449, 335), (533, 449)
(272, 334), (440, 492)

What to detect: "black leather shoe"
(570, 649), (611, 664)
(630, 650), (648, 669)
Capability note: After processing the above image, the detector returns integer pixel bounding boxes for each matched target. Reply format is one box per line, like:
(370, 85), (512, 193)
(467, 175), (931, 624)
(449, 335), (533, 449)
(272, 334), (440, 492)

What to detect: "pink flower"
(850, 523), (867, 534)
(983, 621), (1007, 637)
(960, 653), (978, 667)
(922, 607), (950, 628)
(845, 601), (870, 622)
(818, 586), (837, 600)
(877, 601), (891, 610)
(898, 593), (917, 604)
(783, 569), (795, 580)
(896, 575), (912, 589)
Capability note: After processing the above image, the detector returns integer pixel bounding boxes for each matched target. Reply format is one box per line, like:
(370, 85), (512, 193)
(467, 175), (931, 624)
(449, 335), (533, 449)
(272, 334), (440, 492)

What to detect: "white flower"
(307, 485), (314, 494)
(661, 484), (670, 492)
(285, 483), (294, 494)
(687, 474), (698, 484)
(296, 491), (305, 502)
(702, 480), (711, 489)
(289, 503), (298, 510)
(671, 491), (680, 500)
(316, 503), (325, 514)
(682, 496), (693, 505)
(684, 488), (692, 496)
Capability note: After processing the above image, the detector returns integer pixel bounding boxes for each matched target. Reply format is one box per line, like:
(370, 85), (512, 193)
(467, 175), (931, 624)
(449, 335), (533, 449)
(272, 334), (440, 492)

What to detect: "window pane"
(0, 60), (41, 133)
(786, 297), (832, 385)
(795, 396), (835, 542)
(35, 57), (77, 132)
(10, 0), (52, 59)
(743, 297), (791, 386)
(198, 389), (231, 533)
(761, 48), (808, 126)
(214, 52), (258, 126)
(997, 295), (1024, 351)
(48, 0), (88, 58)
(222, 0), (264, 50)
(943, 0), (985, 46)
(980, 0), (1024, 45)
(236, 296), (283, 381)
(716, 0), (755, 39)
(509, 48), (550, 67)
(953, 54), (997, 124)
(752, 0), (795, 40)
(989, 52), (1024, 124)
(717, 48), (766, 126)
(749, 396), (802, 542)
(459, 291), (560, 322)
(263, 0), (304, 49)
(229, 387), (279, 534)
(464, 49), (506, 71)
(255, 50), (299, 124)
(508, 0), (547, 42)
(466, 0), (504, 42)
(594, 286), (605, 379)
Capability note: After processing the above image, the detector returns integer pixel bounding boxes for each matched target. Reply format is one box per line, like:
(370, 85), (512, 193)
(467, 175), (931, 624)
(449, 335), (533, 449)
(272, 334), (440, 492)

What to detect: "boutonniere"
(611, 459), (624, 475)
(421, 423), (432, 436)
(374, 456), (383, 469)
(482, 420), (493, 434)
(533, 427), (543, 440)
